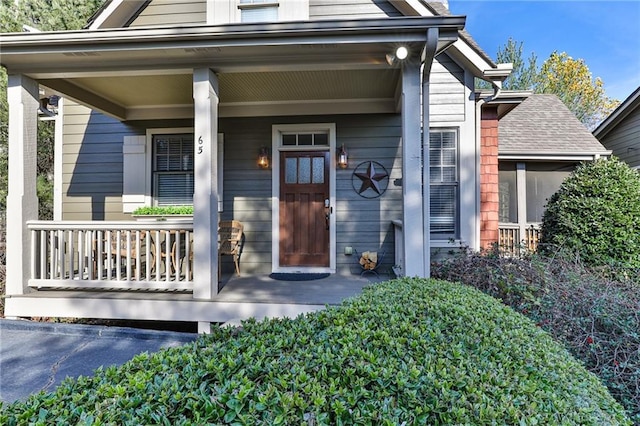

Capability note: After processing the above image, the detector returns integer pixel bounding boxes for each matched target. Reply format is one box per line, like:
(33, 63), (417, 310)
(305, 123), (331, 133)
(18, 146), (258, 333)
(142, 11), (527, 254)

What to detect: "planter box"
(132, 215), (193, 223)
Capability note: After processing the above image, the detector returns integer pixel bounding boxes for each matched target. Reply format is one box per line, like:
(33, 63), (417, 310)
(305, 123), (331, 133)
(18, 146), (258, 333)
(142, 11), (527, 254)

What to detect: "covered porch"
(1, 17), (464, 328)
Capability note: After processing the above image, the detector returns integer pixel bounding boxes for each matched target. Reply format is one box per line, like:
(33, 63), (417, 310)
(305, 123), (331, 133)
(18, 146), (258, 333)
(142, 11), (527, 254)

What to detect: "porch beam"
(6, 74), (40, 297)
(41, 78), (126, 120)
(192, 68), (220, 300)
(401, 61), (425, 277)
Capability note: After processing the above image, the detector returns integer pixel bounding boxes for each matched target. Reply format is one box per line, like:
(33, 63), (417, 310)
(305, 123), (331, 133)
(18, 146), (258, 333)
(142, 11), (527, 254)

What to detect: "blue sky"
(448, 0), (640, 102)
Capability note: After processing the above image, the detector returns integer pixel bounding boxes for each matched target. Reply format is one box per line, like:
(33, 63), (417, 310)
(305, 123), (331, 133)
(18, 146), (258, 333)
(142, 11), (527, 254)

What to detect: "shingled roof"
(499, 94), (610, 155)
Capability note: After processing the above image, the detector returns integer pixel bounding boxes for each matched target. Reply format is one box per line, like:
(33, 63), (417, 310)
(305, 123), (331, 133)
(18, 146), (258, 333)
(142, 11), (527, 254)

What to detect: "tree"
(0, 0), (105, 219)
(540, 157), (640, 269)
(535, 51), (619, 130)
(479, 39), (619, 130)
(495, 37), (538, 91)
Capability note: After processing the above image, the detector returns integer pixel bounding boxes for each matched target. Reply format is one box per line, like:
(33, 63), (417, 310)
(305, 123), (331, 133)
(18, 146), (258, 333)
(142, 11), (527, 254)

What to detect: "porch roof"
(1, 16), (463, 120)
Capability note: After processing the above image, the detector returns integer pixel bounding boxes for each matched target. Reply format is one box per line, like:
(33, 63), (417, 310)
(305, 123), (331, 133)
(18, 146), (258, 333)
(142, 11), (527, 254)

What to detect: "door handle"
(324, 199), (331, 230)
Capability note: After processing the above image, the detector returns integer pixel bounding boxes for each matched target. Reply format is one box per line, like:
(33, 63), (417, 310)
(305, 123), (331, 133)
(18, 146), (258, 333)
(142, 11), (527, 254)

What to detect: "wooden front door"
(279, 151), (330, 267)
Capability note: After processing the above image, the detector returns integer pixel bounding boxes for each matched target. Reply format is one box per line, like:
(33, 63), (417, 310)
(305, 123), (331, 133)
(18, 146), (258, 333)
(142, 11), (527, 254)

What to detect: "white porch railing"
(28, 221), (194, 291)
(498, 223), (541, 256)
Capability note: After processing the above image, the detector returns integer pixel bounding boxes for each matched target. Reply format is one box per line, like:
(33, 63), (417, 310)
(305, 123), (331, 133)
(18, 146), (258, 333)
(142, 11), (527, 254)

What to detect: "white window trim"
(428, 127), (460, 241)
(271, 123), (336, 273)
(137, 128), (224, 212)
(145, 128), (194, 207)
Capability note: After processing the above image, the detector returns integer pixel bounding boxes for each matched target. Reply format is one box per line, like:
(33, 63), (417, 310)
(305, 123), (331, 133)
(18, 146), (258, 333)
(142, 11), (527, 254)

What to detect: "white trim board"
(271, 123), (337, 274)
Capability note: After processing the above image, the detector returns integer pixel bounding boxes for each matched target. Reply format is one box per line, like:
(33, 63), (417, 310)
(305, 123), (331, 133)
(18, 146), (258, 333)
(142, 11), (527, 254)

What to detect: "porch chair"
(219, 220), (244, 276)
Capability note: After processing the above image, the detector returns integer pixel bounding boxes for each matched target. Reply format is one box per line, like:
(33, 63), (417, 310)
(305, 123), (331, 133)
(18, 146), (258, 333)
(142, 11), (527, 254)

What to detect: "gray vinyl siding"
(62, 101), (192, 221)
(599, 108), (640, 168)
(219, 114), (401, 275)
(62, 102), (133, 221)
(309, 0), (402, 19)
(127, 0), (206, 27)
(62, 107), (401, 274)
(429, 53), (466, 123)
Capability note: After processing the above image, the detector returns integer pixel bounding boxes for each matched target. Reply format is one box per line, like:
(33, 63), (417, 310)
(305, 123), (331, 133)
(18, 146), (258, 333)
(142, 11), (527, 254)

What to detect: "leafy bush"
(0, 279), (630, 425)
(433, 250), (640, 422)
(540, 157), (640, 269)
(132, 205), (194, 216)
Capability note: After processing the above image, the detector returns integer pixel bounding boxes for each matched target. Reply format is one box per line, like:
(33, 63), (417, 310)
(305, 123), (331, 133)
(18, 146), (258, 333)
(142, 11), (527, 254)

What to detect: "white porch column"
(6, 75), (39, 296)
(401, 62), (426, 277)
(193, 68), (220, 301)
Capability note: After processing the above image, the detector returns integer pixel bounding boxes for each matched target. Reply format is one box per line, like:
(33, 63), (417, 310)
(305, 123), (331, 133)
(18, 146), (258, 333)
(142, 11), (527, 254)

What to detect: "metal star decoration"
(355, 161), (388, 195)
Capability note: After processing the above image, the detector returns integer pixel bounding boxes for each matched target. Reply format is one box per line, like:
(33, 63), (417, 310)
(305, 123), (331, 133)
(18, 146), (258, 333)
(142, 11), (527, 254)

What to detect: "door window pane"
(298, 134), (313, 146)
(298, 157), (311, 184)
(285, 158), (297, 184)
(312, 157), (324, 183)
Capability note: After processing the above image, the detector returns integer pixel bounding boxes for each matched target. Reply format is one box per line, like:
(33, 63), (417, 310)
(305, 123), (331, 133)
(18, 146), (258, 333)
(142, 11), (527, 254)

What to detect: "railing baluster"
(164, 230), (171, 284)
(125, 230), (131, 280)
(27, 221), (193, 290)
(185, 231), (191, 282)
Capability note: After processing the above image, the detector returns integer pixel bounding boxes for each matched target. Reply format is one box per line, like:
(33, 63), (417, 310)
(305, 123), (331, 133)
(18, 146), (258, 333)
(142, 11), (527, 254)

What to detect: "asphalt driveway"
(0, 319), (198, 404)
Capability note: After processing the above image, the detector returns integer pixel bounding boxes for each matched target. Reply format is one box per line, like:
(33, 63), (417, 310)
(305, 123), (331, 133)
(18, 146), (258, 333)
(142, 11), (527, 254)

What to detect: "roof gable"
(499, 94), (609, 156)
(593, 86), (640, 139)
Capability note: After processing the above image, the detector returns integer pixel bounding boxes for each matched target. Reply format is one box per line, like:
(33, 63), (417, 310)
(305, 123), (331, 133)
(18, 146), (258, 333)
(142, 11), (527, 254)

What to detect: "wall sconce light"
(386, 46), (410, 66)
(337, 144), (348, 169)
(257, 147), (270, 169)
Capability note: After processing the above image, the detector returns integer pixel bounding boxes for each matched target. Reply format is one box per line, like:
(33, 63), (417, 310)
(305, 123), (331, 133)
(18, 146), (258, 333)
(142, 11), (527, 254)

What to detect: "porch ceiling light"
(258, 147), (270, 169)
(385, 45), (409, 65)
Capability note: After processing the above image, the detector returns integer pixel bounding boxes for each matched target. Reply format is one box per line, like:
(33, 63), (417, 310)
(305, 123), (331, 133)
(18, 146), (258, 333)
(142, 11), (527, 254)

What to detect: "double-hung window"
(238, 0), (278, 22)
(429, 130), (459, 239)
(153, 134), (194, 206)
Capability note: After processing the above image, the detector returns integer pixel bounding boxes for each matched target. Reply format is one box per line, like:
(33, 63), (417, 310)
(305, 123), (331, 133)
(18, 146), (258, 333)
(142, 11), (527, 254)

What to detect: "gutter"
(0, 16), (465, 50)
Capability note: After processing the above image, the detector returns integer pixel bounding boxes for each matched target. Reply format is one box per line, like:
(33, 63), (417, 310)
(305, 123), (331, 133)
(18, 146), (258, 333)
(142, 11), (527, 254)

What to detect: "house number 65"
(197, 136), (204, 154)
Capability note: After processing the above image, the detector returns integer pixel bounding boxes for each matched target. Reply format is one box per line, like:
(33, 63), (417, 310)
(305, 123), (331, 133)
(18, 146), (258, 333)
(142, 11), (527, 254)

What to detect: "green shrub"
(132, 205), (193, 216)
(0, 278), (630, 425)
(540, 157), (640, 269)
(433, 250), (640, 422)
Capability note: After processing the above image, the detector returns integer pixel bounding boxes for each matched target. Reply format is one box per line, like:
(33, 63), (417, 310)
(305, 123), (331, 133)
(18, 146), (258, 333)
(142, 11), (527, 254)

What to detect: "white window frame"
(429, 128), (459, 240)
(142, 128), (224, 212)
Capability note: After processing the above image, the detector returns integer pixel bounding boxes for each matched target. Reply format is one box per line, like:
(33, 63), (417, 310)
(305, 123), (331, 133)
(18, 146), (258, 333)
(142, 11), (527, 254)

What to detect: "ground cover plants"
(432, 249), (640, 423)
(1, 278), (630, 425)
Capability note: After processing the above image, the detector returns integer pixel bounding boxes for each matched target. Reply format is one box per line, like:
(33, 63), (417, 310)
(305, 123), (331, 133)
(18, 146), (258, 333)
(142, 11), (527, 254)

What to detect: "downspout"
(474, 64), (511, 250)
(421, 27), (439, 277)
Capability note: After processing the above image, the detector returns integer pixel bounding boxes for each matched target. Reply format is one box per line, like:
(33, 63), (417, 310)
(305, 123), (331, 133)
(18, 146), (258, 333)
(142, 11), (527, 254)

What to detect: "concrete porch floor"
(216, 272), (387, 305)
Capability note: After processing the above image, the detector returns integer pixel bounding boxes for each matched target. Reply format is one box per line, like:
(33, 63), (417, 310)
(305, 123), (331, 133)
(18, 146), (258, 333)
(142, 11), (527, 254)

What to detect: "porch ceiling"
(41, 69), (400, 108)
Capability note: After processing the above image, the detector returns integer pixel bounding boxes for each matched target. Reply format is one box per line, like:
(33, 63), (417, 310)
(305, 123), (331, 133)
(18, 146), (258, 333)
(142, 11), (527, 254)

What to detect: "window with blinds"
(153, 134), (194, 206)
(429, 130), (458, 238)
(239, 0), (278, 22)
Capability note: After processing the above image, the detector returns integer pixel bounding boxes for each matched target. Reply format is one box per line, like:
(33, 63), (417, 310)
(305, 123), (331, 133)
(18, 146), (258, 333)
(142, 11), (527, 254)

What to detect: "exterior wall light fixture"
(338, 144), (349, 169)
(258, 147), (270, 169)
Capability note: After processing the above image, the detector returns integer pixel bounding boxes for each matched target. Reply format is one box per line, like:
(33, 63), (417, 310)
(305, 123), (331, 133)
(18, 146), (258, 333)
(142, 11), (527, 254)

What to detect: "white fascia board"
(499, 151), (612, 161)
(88, 0), (148, 30)
(1, 16), (465, 52)
(593, 87), (640, 138)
